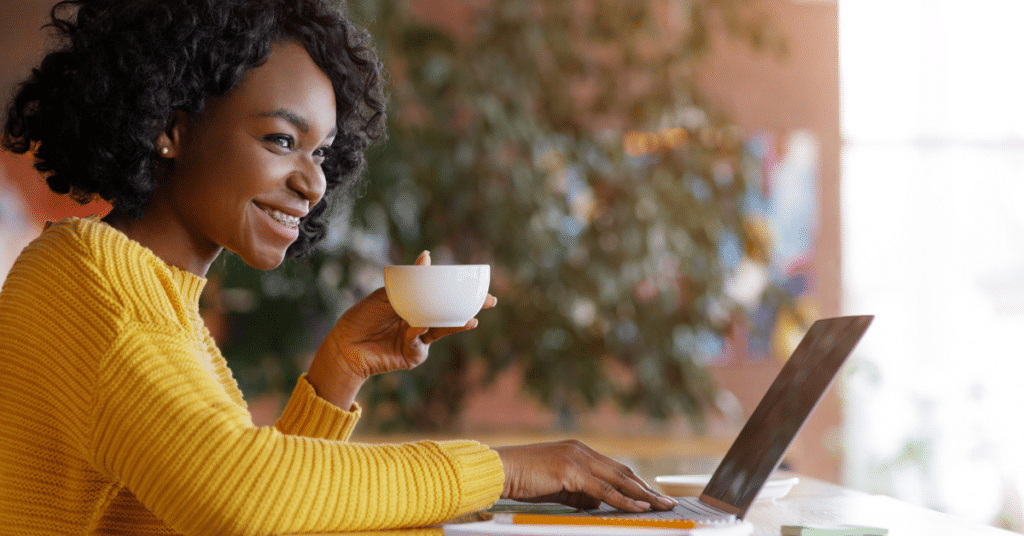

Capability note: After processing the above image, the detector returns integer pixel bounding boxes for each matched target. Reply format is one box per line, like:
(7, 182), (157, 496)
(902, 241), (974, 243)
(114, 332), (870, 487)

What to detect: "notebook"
(571, 314), (875, 524)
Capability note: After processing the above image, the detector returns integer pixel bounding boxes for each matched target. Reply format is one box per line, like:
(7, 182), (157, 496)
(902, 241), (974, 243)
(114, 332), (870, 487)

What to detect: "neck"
(103, 209), (221, 277)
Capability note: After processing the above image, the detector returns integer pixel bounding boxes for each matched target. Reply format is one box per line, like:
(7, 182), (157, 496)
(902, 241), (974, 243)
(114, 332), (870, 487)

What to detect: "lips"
(254, 202), (302, 229)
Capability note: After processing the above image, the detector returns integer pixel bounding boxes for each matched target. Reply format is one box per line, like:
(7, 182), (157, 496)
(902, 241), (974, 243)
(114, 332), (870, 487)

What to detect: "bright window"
(840, 0), (1024, 529)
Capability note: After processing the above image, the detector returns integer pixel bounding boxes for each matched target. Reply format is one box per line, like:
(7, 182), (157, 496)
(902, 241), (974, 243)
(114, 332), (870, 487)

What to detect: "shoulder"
(3, 215), (207, 326)
(0, 217), (128, 373)
(6, 217), (108, 288)
(1, 217), (124, 321)
(12, 216), (146, 284)
(1, 216), (188, 319)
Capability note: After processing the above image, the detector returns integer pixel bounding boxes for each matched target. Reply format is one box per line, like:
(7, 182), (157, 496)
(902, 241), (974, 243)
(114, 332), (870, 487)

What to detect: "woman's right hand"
(306, 251), (496, 408)
(493, 440), (678, 512)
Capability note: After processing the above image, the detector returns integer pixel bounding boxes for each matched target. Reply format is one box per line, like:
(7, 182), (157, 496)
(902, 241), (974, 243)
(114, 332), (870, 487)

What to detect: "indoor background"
(0, 0), (1020, 532)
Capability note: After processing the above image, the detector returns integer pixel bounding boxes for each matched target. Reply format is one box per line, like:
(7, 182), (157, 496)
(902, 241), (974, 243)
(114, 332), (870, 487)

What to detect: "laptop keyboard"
(580, 498), (737, 524)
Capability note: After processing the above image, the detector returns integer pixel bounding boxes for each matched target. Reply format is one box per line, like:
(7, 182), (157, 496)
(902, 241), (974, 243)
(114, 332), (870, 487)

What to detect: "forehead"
(219, 41), (338, 134)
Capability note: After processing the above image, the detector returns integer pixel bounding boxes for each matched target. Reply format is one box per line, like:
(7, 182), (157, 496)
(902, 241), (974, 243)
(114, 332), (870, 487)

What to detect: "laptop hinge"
(698, 494), (744, 519)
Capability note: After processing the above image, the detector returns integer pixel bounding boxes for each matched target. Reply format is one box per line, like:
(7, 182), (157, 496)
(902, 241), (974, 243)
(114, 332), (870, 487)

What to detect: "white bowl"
(383, 265), (490, 328)
(654, 474), (799, 502)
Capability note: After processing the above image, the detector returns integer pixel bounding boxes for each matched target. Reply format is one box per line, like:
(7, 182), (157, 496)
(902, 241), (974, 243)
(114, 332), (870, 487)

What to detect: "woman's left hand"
(494, 440), (678, 512)
(305, 251), (497, 408)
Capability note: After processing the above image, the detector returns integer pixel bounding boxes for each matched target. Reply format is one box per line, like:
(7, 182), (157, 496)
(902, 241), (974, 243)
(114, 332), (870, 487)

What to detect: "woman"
(0, 0), (676, 534)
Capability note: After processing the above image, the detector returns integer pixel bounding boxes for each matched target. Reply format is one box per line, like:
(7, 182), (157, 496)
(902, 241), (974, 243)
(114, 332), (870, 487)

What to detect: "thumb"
(414, 250), (431, 266)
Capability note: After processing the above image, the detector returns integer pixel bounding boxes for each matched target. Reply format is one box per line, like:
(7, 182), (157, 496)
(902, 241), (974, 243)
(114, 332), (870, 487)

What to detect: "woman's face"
(155, 40), (337, 272)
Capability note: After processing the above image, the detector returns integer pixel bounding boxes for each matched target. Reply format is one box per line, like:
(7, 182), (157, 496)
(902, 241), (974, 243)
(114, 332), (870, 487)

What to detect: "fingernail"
(659, 496), (678, 507)
(635, 500), (651, 510)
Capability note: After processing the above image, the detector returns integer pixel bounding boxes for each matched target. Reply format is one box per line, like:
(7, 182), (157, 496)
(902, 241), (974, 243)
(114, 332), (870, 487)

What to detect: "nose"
(288, 157), (327, 208)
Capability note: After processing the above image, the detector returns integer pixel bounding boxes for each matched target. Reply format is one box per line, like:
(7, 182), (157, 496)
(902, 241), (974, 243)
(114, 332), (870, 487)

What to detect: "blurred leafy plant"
(210, 0), (787, 432)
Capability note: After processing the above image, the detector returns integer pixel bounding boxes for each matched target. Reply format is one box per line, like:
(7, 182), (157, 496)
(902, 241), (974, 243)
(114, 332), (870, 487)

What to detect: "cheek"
(180, 149), (269, 202)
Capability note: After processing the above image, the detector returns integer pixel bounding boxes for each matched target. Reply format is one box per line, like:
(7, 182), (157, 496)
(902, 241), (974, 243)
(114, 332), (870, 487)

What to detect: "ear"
(155, 112), (187, 158)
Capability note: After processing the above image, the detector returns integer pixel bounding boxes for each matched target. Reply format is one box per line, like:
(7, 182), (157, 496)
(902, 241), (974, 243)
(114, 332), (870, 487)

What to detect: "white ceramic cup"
(383, 265), (490, 328)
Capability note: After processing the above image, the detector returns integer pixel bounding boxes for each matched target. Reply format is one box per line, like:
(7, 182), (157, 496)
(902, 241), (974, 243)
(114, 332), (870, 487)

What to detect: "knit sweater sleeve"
(90, 321), (503, 535)
(274, 373), (363, 441)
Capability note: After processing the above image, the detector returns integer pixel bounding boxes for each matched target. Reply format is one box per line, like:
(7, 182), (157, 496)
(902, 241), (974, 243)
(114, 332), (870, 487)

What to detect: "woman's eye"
(265, 134), (294, 150)
(313, 146), (331, 164)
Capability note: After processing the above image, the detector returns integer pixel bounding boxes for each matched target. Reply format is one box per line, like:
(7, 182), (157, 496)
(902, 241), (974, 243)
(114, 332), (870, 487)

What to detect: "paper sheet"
(442, 520), (754, 536)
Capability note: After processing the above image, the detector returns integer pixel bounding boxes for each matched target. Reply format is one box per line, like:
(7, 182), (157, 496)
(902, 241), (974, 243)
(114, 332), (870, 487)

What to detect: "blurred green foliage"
(210, 0), (787, 433)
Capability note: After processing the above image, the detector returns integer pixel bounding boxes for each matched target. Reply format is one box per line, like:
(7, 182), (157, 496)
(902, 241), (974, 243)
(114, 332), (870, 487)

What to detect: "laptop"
(570, 314), (875, 524)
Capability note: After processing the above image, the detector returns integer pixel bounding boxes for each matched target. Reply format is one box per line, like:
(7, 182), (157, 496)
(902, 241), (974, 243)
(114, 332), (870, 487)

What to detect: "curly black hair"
(3, 0), (386, 258)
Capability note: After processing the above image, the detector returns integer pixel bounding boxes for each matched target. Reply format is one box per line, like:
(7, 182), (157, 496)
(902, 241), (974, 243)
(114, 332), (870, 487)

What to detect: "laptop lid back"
(699, 315), (874, 519)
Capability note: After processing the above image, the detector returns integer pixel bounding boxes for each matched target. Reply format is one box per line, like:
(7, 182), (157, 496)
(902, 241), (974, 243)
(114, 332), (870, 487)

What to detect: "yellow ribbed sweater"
(0, 217), (503, 535)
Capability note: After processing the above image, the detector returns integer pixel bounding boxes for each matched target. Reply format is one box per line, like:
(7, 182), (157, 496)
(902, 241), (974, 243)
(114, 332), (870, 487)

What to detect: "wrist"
(492, 446), (516, 498)
(306, 347), (367, 409)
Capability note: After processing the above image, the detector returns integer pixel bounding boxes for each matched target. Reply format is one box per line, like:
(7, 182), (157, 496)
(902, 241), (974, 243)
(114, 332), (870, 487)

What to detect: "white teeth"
(260, 206), (301, 229)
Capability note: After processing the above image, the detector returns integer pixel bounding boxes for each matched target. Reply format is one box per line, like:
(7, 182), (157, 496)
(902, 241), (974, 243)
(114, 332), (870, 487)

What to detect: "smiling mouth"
(256, 204), (301, 229)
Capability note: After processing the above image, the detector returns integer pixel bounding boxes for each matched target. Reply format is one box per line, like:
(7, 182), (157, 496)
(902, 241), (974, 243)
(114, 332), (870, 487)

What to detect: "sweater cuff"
(435, 441), (504, 515)
(274, 374), (361, 441)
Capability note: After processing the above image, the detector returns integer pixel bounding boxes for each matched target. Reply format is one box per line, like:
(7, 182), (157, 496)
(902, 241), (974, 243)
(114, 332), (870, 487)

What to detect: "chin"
(239, 250), (288, 271)
(252, 257), (287, 271)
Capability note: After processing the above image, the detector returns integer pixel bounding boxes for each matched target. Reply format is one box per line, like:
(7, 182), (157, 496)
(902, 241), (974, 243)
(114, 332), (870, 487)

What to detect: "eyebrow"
(258, 109), (337, 139)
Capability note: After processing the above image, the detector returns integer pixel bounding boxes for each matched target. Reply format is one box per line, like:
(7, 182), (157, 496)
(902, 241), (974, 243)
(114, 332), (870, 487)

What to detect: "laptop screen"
(699, 315), (873, 518)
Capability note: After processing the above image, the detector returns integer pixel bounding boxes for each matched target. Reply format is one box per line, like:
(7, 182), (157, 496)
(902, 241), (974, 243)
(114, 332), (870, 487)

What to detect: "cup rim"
(383, 264), (490, 269)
